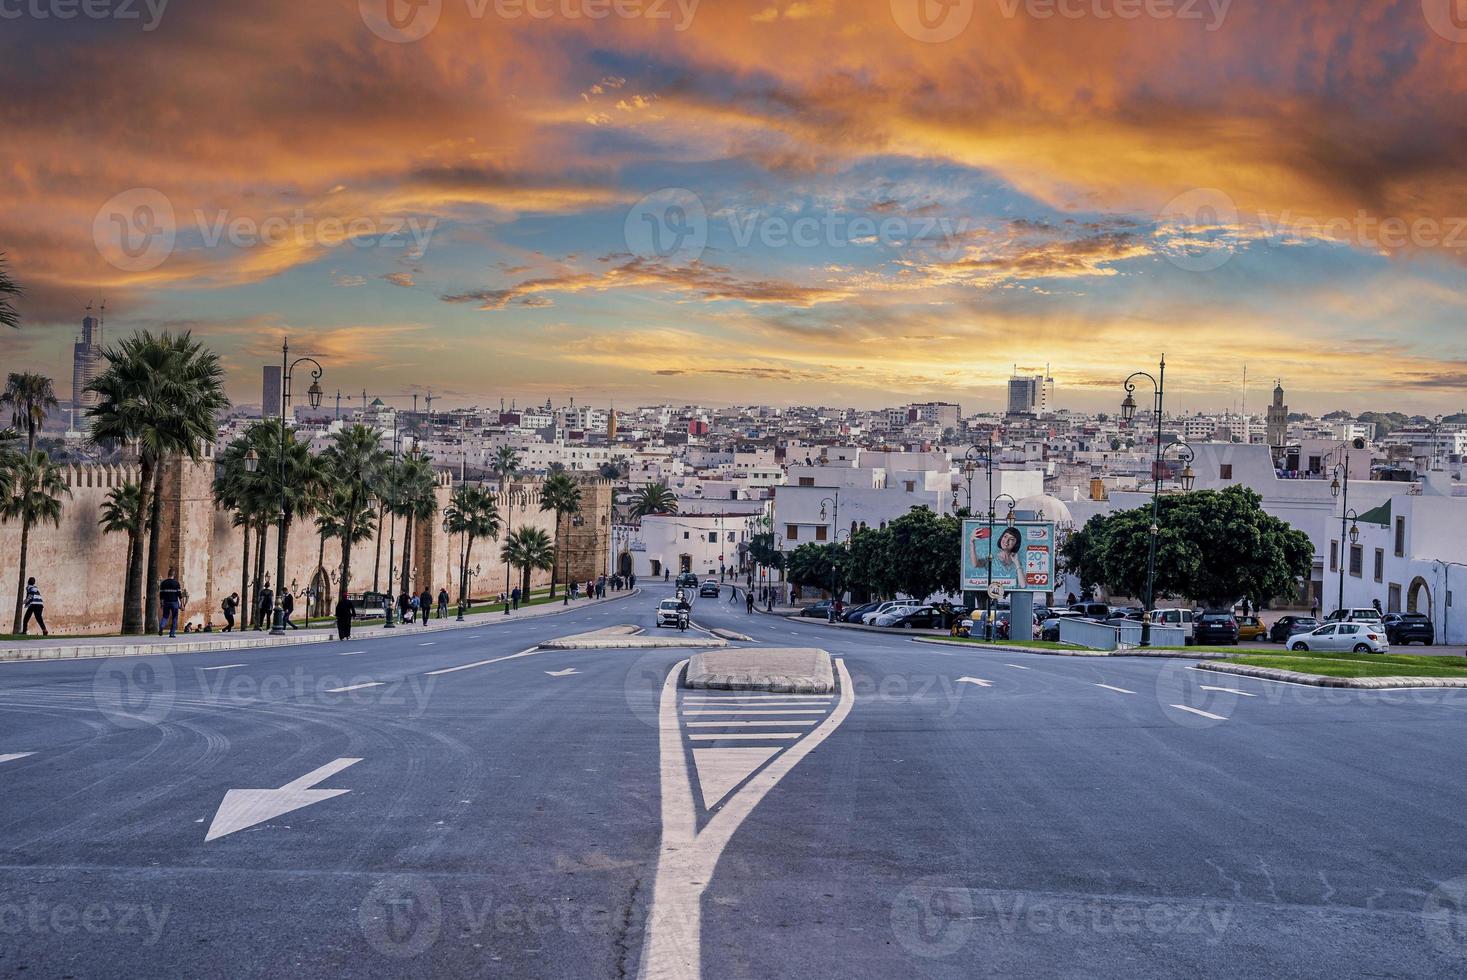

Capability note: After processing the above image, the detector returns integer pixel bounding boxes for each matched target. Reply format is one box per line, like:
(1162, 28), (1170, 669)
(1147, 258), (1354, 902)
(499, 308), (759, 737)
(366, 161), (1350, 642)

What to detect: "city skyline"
(3, 1), (1467, 414)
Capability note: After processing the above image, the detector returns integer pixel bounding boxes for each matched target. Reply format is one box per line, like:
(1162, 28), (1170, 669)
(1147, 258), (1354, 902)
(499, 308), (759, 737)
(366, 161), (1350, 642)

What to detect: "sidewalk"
(0, 589), (642, 663)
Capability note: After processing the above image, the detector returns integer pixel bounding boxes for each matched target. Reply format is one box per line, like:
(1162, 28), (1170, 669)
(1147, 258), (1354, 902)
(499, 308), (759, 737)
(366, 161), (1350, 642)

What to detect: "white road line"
(0, 753), (35, 764)
(1005, 664), (1030, 670)
(425, 647), (541, 676)
(1171, 704), (1228, 721)
(685, 720), (817, 728)
(686, 732), (805, 741)
(418, 642), (436, 647)
(681, 709), (827, 716)
(1200, 685), (1258, 697)
(1096, 684), (1136, 695)
(199, 664), (246, 671)
(338, 650), (366, 656)
(326, 682), (383, 693)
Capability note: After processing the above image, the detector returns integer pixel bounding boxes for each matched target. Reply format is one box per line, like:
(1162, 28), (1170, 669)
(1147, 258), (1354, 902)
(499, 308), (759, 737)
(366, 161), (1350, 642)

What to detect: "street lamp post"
(1330, 449), (1356, 615)
(986, 494), (1017, 641)
(819, 493), (841, 603)
(1121, 355), (1167, 647)
(271, 338), (324, 635)
(500, 487), (527, 614)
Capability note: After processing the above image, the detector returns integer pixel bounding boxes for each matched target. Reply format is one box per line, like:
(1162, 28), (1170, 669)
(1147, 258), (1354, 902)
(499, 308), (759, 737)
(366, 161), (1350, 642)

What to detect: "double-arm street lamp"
(1330, 446), (1357, 615)
(1121, 355), (1174, 648)
(819, 493), (841, 601)
(268, 338), (323, 636)
(499, 487), (529, 614)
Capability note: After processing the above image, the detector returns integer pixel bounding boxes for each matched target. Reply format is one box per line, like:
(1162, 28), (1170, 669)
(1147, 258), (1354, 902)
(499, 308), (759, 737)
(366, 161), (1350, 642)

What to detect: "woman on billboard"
(968, 525), (1024, 583)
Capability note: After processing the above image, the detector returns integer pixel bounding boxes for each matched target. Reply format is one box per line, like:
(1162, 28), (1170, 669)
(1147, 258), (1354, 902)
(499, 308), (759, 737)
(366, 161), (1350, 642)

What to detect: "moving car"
(1289, 622), (1390, 654)
(1236, 615), (1266, 642)
(799, 600), (835, 619)
(1381, 612), (1435, 646)
(699, 581), (720, 598)
(655, 598), (686, 628)
(1193, 611), (1240, 646)
(1269, 615), (1319, 643)
(881, 606), (943, 629)
(675, 572), (700, 590)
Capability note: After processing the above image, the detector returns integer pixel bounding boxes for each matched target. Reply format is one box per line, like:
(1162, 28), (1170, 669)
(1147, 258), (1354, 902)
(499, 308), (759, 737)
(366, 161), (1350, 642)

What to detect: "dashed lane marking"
(199, 664), (246, 671)
(1200, 685), (1257, 697)
(1096, 683), (1136, 695)
(425, 647), (542, 676)
(686, 732), (805, 741)
(1171, 704), (1228, 721)
(326, 682), (384, 693)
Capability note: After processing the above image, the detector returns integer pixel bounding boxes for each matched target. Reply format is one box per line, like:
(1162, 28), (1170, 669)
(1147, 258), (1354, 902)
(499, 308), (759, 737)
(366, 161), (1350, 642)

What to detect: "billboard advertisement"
(961, 520), (1055, 593)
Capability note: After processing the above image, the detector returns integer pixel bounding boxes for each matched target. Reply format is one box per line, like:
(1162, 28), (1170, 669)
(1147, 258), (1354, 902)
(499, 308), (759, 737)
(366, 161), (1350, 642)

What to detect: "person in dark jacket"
(437, 588), (450, 619)
(419, 588), (433, 625)
(255, 584), (274, 631)
(159, 570), (183, 637)
(511, 586), (521, 609)
(281, 590), (297, 629)
(221, 592), (238, 632)
(21, 577), (47, 636)
(398, 591), (411, 624)
(335, 594), (354, 640)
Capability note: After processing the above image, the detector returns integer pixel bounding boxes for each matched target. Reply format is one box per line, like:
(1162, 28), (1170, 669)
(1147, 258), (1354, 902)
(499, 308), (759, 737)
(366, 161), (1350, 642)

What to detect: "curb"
(538, 637), (729, 650)
(685, 648), (834, 694)
(1196, 661), (1467, 689)
(910, 637), (1236, 659)
(710, 628), (753, 642)
(0, 588), (643, 664)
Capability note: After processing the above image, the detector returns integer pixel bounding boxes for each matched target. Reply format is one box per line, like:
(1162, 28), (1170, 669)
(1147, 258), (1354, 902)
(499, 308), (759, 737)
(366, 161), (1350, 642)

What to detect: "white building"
(626, 512), (761, 580)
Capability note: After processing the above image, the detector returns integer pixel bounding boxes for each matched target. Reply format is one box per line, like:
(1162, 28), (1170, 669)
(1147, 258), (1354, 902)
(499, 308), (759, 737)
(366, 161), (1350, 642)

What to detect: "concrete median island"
(684, 647), (834, 693)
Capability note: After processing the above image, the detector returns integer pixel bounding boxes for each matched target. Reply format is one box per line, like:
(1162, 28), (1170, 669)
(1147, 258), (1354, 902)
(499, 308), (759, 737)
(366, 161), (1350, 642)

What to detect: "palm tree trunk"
(240, 519), (251, 621)
(372, 501), (384, 593)
(253, 524), (268, 626)
(144, 463), (166, 634)
(340, 501), (356, 602)
(122, 456), (155, 635)
(11, 519), (30, 634)
(460, 537), (474, 606)
(400, 512), (414, 596)
(274, 516), (291, 623)
(550, 513), (560, 599)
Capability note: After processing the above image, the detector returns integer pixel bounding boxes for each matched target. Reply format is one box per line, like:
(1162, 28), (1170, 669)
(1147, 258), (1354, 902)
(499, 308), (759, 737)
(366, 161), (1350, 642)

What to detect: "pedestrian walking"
(746, 591), (754, 614)
(20, 577), (47, 636)
(420, 588), (433, 625)
(437, 588), (450, 619)
(255, 583), (274, 631)
(511, 585), (521, 609)
(335, 594), (354, 640)
(221, 592), (238, 632)
(159, 569), (183, 637)
(281, 590), (297, 630)
(408, 593), (420, 624)
(398, 591), (412, 624)
(1311, 599), (1320, 619)
(630, 573), (637, 589)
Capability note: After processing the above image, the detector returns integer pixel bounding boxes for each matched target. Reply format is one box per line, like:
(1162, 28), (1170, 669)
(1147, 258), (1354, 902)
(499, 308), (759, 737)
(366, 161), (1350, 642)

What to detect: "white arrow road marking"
(205, 758), (361, 842)
(199, 664), (245, 671)
(1170, 704), (1228, 721)
(641, 658), (853, 980)
(690, 748), (779, 810)
(326, 682), (383, 693)
(426, 647), (541, 676)
(957, 676), (994, 688)
(1096, 684), (1136, 695)
(0, 753), (35, 765)
(1200, 685), (1257, 697)
(545, 668), (580, 677)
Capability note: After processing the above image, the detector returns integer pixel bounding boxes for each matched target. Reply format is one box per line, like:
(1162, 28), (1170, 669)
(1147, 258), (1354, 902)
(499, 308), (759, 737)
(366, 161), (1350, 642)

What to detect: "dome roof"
(1013, 493), (1074, 526)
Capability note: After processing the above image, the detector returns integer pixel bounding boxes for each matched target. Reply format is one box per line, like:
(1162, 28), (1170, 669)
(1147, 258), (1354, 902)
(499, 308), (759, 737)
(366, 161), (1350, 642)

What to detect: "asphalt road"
(2, 584), (1465, 978)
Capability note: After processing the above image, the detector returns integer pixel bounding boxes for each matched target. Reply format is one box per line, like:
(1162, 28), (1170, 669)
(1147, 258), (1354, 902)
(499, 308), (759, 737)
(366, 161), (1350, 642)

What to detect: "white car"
(861, 600), (920, 625)
(1288, 622), (1390, 654)
(1325, 608), (1385, 625)
(655, 599), (687, 628)
(873, 605), (933, 628)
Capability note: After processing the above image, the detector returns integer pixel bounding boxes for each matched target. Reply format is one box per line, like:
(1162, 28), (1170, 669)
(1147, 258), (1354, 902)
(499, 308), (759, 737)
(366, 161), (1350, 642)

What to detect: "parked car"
(1147, 608), (1196, 628)
(883, 606), (943, 630)
(862, 599), (920, 625)
(1193, 611), (1240, 646)
(1269, 615), (1320, 643)
(1041, 610), (1084, 642)
(1289, 622), (1390, 654)
(843, 601), (883, 623)
(655, 598), (685, 628)
(799, 600), (835, 619)
(1069, 602), (1111, 620)
(1381, 612), (1435, 646)
(699, 581), (720, 598)
(1325, 607), (1385, 624)
(1235, 615), (1266, 642)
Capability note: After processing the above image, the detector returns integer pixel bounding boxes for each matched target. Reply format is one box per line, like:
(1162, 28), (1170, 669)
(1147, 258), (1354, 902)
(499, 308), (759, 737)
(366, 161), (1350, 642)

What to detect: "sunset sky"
(3, 0), (1467, 415)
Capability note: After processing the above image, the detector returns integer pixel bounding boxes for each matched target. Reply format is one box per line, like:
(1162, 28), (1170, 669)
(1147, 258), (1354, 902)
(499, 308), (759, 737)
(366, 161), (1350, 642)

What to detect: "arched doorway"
(618, 551), (633, 576)
(310, 568), (332, 620)
(1408, 577), (1432, 618)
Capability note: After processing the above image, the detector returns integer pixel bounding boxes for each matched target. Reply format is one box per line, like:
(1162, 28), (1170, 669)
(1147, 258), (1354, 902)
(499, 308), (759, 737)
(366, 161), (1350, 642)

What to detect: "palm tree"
(443, 484), (500, 607)
(1, 373), (59, 453)
(0, 253), (21, 330)
(320, 425), (386, 601)
(99, 483), (142, 571)
(86, 331), (229, 634)
(215, 429), (271, 618)
(500, 526), (555, 599)
(255, 424), (327, 621)
(315, 486), (377, 618)
(391, 451), (438, 596)
(629, 482), (678, 518)
(1, 451), (71, 632)
(491, 446), (522, 494)
(540, 471), (582, 599)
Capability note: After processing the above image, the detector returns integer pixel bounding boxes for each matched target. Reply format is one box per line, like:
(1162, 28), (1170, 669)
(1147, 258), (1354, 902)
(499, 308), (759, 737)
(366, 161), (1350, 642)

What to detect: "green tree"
(1, 451), (71, 632)
(843, 525), (896, 602)
(539, 471), (582, 598)
(0, 253), (20, 330)
(883, 508), (962, 601)
(320, 425), (387, 600)
(1, 373), (59, 453)
(500, 525), (555, 597)
(214, 427), (275, 618)
(629, 482), (677, 518)
(443, 484), (500, 606)
(787, 542), (845, 596)
(747, 532), (785, 571)
(1061, 486), (1313, 607)
(491, 446), (522, 494)
(315, 486), (377, 613)
(86, 331), (229, 634)
(99, 483), (143, 590)
(391, 451), (438, 596)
